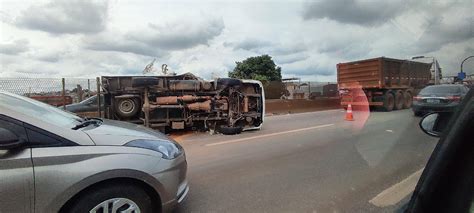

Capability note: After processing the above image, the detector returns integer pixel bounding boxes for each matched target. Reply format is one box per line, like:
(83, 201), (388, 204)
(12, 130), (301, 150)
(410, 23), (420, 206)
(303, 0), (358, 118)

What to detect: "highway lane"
(173, 109), (438, 212)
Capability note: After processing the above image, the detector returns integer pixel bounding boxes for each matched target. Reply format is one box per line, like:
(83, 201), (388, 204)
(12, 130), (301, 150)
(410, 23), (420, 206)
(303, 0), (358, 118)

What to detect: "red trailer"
(337, 57), (431, 111)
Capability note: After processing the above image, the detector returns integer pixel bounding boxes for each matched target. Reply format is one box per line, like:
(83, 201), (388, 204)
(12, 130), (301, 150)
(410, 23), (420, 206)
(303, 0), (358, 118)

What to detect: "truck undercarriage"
(102, 73), (264, 134)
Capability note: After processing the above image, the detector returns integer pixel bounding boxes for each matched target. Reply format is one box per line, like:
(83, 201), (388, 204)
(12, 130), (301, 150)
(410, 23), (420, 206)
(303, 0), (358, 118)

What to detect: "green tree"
(229, 55), (286, 99)
(229, 55), (282, 83)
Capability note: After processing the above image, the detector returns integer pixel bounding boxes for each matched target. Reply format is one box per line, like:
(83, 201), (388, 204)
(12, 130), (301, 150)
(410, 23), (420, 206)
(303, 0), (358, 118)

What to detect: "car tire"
(382, 92), (395, 112)
(66, 184), (154, 213)
(403, 91), (413, 109)
(218, 125), (243, 135)
(414, 111), (423, 117)
(131, 77), (160, 87)
(115, 98), (140, 118)
(394, 91), (404, 110)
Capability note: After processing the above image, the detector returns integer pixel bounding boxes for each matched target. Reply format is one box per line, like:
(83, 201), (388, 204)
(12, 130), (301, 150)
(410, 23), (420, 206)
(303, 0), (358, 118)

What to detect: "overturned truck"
(101, 73), (265, 134)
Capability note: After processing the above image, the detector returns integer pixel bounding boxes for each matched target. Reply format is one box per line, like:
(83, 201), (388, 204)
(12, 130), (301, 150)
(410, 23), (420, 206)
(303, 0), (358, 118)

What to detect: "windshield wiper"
(72, 119), (102, 130)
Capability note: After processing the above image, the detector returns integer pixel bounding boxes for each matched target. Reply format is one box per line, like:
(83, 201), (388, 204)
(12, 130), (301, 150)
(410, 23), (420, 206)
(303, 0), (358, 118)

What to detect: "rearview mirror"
(419, 113), (447, 137)
(0, 128), (25, 149)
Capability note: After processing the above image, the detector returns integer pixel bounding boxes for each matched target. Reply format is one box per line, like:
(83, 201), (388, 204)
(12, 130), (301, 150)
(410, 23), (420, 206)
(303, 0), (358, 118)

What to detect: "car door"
(0, 115), (34, 213)
(405, 89), (473, 212)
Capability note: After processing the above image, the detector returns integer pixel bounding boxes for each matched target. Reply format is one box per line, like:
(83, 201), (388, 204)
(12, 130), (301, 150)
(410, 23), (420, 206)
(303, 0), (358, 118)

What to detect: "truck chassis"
(101, 73), (264, 134)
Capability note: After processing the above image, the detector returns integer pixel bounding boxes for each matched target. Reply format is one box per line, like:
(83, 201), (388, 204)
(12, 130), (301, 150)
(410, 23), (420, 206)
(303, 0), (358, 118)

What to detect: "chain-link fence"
(263, 81), (339, 100)
(0, 77), (98, 106)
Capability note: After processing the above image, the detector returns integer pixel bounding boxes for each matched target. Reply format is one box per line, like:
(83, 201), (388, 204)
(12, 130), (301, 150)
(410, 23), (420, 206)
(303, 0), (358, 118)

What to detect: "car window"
(80, 95), (97, 104)
(0, 0), (472, 212)
(25, 127), (71, 147)
(0, 93), (81, 128)
(464, 86), (469, 94)
(419, 86), (461, 95)
(0, 116), (28, 143)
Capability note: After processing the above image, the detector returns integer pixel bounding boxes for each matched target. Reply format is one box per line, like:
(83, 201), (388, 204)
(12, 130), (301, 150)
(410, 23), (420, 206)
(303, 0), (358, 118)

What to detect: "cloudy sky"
(0, 0), (473, 81)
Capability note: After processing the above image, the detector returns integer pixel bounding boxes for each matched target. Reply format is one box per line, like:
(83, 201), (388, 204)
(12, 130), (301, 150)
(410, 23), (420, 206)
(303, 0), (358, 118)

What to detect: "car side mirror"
(0, 128), (25, 150)
(419, 113), (443, 137)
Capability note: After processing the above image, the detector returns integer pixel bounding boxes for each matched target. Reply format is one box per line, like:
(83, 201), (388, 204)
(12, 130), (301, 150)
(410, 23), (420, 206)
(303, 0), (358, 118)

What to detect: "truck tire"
(382, 92), (395, 112)
(115, 98), (140, 118)
(217, 78), (242, 89)
(394, 91), (404, 110)
(218, 125), (243, 135)
(403, 91), (413, 109)
(131, 77), (160, 87)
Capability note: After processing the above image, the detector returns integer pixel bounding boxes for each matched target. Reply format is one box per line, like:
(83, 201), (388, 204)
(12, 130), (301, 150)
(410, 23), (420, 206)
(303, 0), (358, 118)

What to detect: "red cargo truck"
(337, 57), (431, 111)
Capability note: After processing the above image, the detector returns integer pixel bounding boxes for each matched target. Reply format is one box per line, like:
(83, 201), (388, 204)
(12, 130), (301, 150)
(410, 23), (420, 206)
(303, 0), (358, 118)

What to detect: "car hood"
(83, 119), (171, 146)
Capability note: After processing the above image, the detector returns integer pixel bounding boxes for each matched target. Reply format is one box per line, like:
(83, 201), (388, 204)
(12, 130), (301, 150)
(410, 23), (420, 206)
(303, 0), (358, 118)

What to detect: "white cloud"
(16, 0), (109, 34)
(0, 0), (472, 81)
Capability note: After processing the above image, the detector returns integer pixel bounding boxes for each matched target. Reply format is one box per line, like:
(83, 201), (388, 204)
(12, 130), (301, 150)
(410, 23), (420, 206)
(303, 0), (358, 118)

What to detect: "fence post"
(308, 82), (311, 99)
(96, 77), (102, 118)
(87, 79), (91, 97)
(62, 78), (66, 110)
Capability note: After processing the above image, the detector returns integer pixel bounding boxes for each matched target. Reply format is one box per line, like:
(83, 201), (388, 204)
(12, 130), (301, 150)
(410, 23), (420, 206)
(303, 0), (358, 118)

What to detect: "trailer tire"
(403, 91), (413, 109)
(218, 125), (243, 135)
(382, 92), (395, 112)
(394, 91), (404, 110)
(115, 98), (140, 118)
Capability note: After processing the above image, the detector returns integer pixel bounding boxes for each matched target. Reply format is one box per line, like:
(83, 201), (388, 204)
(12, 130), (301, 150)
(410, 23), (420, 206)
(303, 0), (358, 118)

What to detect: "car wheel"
(394, 91), (404, 110)
(414, 111), (422, 117)
(383, 92), (395, 112)
(115, 98), (140, 118)
(403, 92), (413, 109)
(218, 125), (243, 135)
(67, 184), (154, 213)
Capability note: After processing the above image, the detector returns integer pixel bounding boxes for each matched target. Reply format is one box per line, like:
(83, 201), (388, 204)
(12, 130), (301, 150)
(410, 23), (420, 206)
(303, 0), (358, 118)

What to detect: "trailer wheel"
(382, 93), (395, 112)
(394, 91), (404, 110)
(403, 92), (413, 109)
(218, 125), (243, 135)
(115, 98), (140, 118)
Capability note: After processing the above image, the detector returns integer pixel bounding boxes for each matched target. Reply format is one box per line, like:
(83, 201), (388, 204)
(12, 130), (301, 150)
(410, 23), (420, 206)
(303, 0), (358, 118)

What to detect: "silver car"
(0, 91), (188, 213)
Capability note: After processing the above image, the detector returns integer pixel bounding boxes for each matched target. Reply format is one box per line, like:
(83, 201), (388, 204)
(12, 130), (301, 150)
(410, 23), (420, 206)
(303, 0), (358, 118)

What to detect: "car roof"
(426, 84), (464, 88)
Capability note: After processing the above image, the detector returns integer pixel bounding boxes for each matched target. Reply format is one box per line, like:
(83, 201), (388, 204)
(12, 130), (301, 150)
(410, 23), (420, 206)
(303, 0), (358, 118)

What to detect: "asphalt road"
(173, 109), (438, 212)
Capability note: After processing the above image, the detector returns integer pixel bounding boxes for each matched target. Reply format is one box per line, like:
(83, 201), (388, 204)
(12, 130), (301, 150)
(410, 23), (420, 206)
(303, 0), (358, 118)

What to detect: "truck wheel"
(115, 98), (140, 118)
(394, 91), (404, 110)
(131, 77), (160, 87)
(218, 125), (243, 135)
(382, 93), (395, 112)
(403, 92), (413, 109)
(217, 78), (242, 89)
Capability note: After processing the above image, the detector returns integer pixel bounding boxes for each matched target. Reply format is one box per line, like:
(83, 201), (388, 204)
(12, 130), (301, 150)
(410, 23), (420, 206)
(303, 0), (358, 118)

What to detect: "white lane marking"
(386, 129), (394, 133)
(205, 123), (335, 147)
(369, 168), (424, 207)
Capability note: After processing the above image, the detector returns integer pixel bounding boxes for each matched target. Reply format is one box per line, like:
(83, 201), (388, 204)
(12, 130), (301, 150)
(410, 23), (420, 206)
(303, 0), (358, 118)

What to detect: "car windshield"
(420, 86), (461, 95)
(0, 92), (81, 128)
(80, 95), (97, 104)
(0, 0), (473, 212)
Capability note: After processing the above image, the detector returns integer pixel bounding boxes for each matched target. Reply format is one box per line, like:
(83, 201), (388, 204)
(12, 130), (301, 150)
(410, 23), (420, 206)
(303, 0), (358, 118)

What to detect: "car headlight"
(125, 139), (183, 159)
